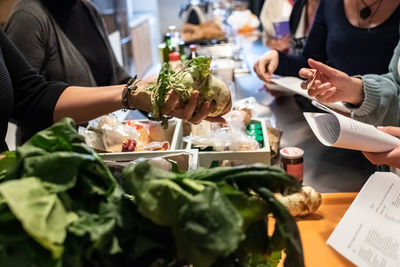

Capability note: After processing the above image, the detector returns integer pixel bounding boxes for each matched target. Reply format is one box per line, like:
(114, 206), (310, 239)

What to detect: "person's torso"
(10, 0), (115, 86)
(0, 47), (13, 152)
(49, 1), (113, 86)
(323, 0), (400, 76)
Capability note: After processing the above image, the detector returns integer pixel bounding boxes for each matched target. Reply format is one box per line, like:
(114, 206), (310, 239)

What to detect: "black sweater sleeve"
(275, 0), (328, 76)
(0, 29), (69, 132)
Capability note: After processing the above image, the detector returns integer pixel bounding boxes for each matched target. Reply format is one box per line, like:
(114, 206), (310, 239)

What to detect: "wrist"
(121, 75), (139, 110)
(348, 76), (364, 106)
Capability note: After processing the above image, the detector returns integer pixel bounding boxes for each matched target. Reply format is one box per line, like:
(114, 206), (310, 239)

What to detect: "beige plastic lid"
(280, 147), (304, 159)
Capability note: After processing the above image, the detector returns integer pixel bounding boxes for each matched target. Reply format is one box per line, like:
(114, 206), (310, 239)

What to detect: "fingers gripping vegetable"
(131, 57), (232, 121)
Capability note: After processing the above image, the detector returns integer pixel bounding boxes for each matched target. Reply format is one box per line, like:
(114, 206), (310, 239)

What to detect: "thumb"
(377, 126), (400, 138)
(308, 58), (338, 78)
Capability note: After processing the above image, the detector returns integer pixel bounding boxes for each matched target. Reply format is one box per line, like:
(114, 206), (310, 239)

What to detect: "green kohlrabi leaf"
(174, 186), (245, 267)
(0, 118), (116, 198)
(186, 57), (212, 81)
(219, 182), (268, 229)
(0, 151), (17, 180)
(123, 162), (192, 226)
(0, 239), (62, 267)
(68, 211), (121, 254)
(254, 187), (304, 267)
(0, 177), (78, 259)
(144, 57), (212, 122)
(21, 118), (84, 154)
(0, 195), (28, 245)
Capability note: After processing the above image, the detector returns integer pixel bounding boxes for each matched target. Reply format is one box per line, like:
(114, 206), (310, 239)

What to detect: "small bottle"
(178, 40), (187, 60)
(168, 52), (182, 71)
(187, 44), (198, 60)
(158, 43), (167, 63)
(164, 32), (173, 52)
(279, 147), (304, 184)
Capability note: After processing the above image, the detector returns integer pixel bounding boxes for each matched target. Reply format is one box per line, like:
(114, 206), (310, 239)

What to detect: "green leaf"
(123, 161), (191, 226)
(243, 250), (282, 267)
(0, 239), (62, 267)
(174, 186), (245, 267)
(253, 187), (304, 267)
(68, 211), (120, 254)
(0, 151), (17, 180)
(21, 118), (83, 154)
(187, 57), (212, 80)
(219, 182), (268, 229)
(0, 177), (78, 258)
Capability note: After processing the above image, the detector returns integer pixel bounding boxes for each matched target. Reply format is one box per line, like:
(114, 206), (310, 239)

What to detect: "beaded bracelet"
(121, 75), (140, 111)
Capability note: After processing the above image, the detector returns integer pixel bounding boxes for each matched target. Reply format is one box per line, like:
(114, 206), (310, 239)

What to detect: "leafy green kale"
(0, 118), (304, 267)
(123, 161), (304, 267)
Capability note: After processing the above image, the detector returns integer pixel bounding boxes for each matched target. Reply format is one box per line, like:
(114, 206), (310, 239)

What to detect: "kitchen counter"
(234, 37), (376, 193)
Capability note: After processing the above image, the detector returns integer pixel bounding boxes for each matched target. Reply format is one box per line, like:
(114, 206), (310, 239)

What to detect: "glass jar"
(279, 147), (304, 184)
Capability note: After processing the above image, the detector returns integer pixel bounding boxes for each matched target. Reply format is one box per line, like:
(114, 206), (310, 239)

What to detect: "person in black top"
(0, 29), (217, 153)
(254, 0), (400, 82)
(5, 0), (131, 143)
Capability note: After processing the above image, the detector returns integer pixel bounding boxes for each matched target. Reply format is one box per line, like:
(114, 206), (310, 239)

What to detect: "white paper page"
(334, 114), (400, 152)
(303, 112), (340, 146)
(271, 76), (351, 113)
(328, 172), (400, 267)
(304, 103), (400, 152)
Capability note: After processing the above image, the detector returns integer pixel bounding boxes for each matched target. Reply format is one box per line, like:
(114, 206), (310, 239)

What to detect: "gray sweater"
(5, 0), (129, 87)
(349, 35), (400, 127)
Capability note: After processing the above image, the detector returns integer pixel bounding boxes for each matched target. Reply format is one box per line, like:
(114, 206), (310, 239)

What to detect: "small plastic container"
(169, 52), (183, 71)
(279, 147), (304, 184)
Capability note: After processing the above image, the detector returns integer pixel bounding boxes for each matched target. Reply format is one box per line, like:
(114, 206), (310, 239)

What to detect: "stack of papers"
(328, 172), (400, 266)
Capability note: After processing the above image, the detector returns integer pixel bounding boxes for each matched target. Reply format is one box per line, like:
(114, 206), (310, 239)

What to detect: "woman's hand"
(299, 59), (364, 105)
(161, 90), (224, 124)
(253, 49), (279, 83)
(132, 76), (225, 124)
(363, 126), (400, 168)
(265, 35), (290, 52)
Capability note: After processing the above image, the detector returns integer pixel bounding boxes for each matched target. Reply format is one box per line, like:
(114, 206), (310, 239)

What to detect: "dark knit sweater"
(0, 29), (67, 152)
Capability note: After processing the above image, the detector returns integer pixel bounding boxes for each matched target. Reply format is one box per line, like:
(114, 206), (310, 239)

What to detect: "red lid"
(169, 52), (181, 61)
(280, 147), (304, 159)
(189, 44), (197, 51)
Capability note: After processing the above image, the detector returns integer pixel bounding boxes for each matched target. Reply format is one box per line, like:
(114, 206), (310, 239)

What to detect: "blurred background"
(0, 0), (265, 79)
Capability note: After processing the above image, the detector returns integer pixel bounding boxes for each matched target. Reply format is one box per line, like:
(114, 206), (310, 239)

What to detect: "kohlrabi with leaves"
(133, 57), (232, 122)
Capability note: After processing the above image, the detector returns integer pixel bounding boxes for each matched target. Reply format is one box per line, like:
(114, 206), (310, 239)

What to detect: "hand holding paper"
(298, 59), (364, 105)
(270, 76), (351, 113)
(363, 126), (400, 168)
(304, 102), (400, 153)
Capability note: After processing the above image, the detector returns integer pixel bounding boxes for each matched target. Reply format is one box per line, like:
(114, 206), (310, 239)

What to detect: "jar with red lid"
(279, 147), (304, 184)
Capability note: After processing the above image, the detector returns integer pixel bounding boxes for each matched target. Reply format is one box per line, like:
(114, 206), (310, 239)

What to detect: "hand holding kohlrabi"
(129, 57), (232, 125)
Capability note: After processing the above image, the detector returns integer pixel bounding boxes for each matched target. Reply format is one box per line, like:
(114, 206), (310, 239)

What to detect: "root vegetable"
(275, 186), (322, 217)
(130, 57), (232, 121)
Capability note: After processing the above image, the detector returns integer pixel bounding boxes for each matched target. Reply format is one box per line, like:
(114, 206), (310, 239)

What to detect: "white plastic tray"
(100, 149), (199, 171)
(181, 118), (271, 167)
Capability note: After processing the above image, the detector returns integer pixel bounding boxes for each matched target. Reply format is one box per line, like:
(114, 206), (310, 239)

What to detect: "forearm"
(53, 85), (124, 123)
(351, 73), (399, 126)
(346, 77), (364, 105)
